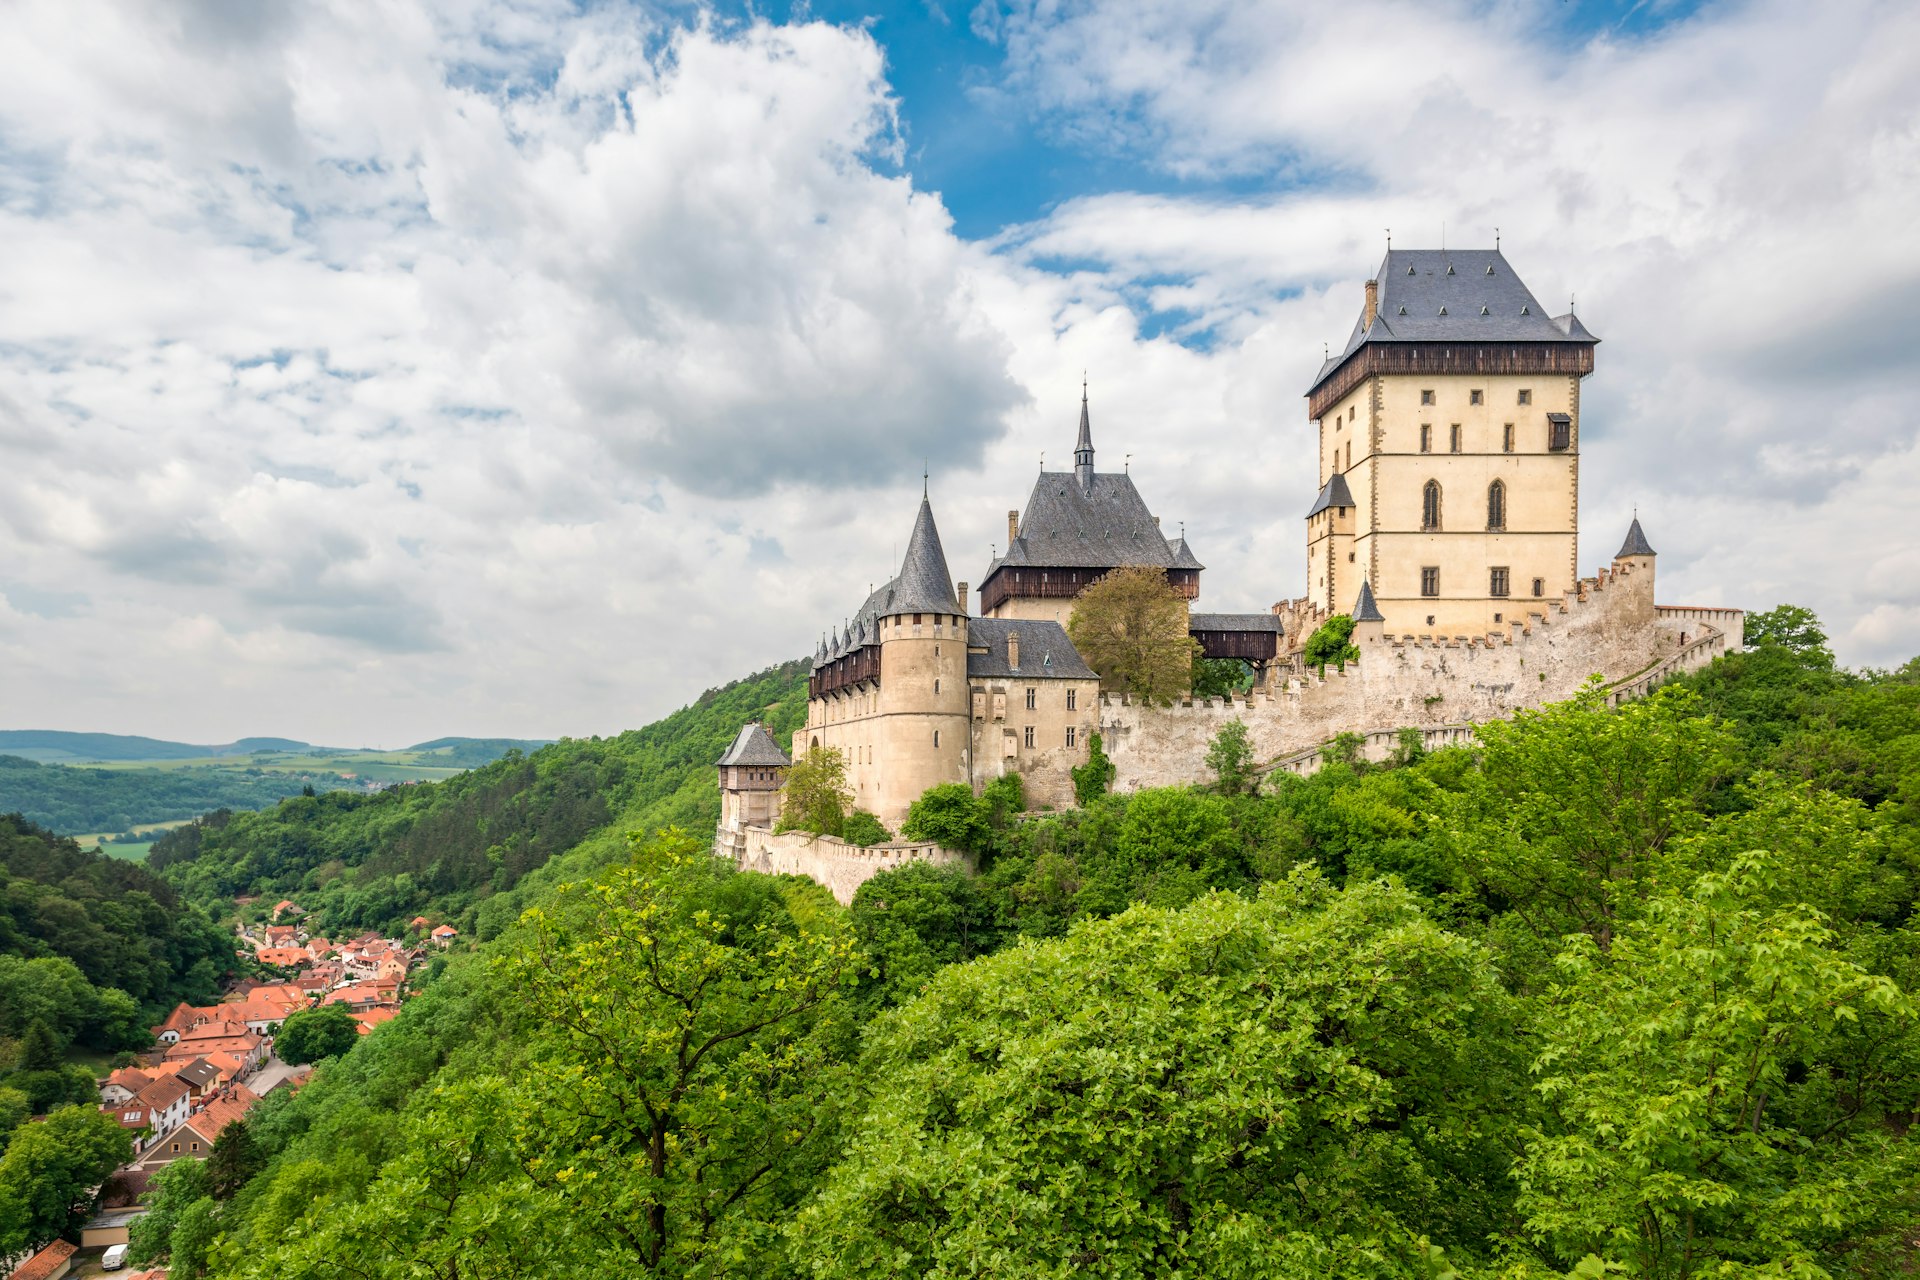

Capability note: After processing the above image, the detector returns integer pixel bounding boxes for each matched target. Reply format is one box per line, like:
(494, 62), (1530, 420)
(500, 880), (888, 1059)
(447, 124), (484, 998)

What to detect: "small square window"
(1420, 389), (1435, 405)
(1470, 389), (1484, 405)
(1517, 389), (1532, 405)
(1421, 567), (1440, 597)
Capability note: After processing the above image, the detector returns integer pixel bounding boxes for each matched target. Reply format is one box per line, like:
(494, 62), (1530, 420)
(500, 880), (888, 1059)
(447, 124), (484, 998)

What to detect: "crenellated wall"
(717, 824), (973, 906)
(1099, 556), (1739, 791)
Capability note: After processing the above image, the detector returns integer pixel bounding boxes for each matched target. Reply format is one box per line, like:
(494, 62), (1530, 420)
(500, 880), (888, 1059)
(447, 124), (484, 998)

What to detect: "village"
(6, 901), (459, 1280)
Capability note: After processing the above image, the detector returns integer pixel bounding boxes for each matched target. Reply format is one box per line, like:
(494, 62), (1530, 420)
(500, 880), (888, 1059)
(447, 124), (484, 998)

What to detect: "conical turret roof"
(1615, 516), (1656, 559)
(1352, 579), (1384, 623)
(884, 495), (959, 617)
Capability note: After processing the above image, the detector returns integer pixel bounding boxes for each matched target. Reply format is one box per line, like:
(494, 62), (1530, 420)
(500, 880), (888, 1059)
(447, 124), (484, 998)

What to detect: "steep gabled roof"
(965, 619), (1097, 680)
(717, 723), (792, 768)
(990, 472), (1179, 573)
(1165, 535), (1204, 571)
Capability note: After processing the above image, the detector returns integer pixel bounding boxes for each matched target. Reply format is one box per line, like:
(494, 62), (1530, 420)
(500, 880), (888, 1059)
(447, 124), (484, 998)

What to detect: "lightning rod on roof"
(1385, 227), (1391, 249)
(1125, 452), (1131, 473)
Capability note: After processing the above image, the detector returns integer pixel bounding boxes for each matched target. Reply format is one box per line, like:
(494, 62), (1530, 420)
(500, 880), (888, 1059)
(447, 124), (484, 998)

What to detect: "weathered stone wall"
(1099, 557), (1739, 791)
(720, 825), (972, 906)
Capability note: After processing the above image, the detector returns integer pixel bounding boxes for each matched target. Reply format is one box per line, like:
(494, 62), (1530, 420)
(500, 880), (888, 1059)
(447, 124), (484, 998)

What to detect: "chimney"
(1007, 629), (1020, 670)
(1363, 278), (1378, 328)
(956, 582), (969, 614)
(1007, 510), (1019, 545)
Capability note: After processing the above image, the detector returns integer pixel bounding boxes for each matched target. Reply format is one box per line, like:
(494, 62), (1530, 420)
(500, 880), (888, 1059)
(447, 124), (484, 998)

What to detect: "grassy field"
(83, 746), (473, 781)
(69, 817), (196, 861)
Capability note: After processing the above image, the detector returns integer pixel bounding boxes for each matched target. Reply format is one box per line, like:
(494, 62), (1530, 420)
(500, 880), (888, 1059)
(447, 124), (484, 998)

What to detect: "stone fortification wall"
(721, 825), (972, 906)
(1100, 559), (1738, 790)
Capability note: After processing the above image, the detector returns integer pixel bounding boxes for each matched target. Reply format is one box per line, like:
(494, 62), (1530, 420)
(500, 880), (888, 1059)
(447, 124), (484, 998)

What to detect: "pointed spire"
(886, 493), (959, 617)
(1352, 579), (1384, 623)
(1615, 516), (1656, 559)
(1074, 382), (1094, 491)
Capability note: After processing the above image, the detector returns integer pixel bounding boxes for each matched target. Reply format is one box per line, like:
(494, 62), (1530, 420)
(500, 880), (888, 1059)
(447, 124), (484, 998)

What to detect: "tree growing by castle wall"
(777, 745), (852, 839)
(1066, 567), (1201, 706)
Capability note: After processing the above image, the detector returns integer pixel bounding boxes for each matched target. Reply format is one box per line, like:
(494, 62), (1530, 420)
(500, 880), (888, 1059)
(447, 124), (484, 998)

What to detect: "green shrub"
(840, 810), (892, 847)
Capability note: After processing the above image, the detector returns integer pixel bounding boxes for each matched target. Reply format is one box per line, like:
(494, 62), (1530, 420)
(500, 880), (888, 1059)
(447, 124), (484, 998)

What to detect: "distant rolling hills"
(0, 729), (550, 765)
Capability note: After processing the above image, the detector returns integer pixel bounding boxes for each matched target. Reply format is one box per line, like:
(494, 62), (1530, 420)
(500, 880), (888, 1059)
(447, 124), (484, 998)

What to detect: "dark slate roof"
(1165, 535), (1204, 571)
(1305, 472), (1356, 518)
(1311, 249), (1599, 393)
(1189, 612), (1284, 634)
(1615, 517), (1656, 559)
(966, 619), (1097, 680)
(717, 723), (791, 768)
(987, 472), (1181, 574)
(1352, 580), (1385, 623)
(819, 496), (960, 663)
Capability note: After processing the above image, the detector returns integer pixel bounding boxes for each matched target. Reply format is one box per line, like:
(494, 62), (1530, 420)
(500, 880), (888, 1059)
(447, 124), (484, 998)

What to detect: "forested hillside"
(149, 661), (812, 937)
(0, 815), (231, 1126)
(0, 754), (336, 835)
(109, 613), (1920, 1280)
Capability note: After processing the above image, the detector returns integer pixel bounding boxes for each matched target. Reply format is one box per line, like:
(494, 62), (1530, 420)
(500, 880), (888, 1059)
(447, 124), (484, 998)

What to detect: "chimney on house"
(1007, 629), (1020, 670)
(1363, 278), (1378, 329)
(956, 582), (969, 614)
(1007, 510), (1019, 545)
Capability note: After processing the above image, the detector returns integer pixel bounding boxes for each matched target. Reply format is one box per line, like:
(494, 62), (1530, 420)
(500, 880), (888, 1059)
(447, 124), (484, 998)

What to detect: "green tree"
(16, 1017), (62, 1071)
(1191, 655), (1251, 699)
(273, 1002), (360, 1064)
(508, 830), (859, 1272)
(839, 810), (892, 847)
(1066, 566), (1201, 705)
(207, 1118), (265, 1200)
(1447, 681), (1737, 954)
(0, 1087), (28, 1147)
(776, 744), (852, 838)
(0, 1104), (133, 1256)
(169, 1195), (221, 1278)
(1744, 603), (1833, 666)
(1071, 731), (1116, 805)
(980, 771), (1025, 826)
(129, 1156), (210, 1265)
(792, 873), (1521, 1277)
(1518, 852), (1919, 1277)
(1204, 718), (1257, 795)
(1303, 613), (1360, 674)
(901, 783), (989, 851)
(849, 862), (1001, 1011)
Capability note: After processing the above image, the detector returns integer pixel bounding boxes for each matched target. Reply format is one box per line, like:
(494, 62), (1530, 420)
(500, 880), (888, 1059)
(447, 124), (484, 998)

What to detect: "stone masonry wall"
(721, 825), (973, 906)
(1100, 559), (1739, 791)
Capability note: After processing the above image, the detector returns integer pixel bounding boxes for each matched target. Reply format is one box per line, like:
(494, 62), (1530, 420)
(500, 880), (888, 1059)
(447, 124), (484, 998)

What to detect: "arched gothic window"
(1422, 480), (1442, 531)
(1487, 480), (1506, 531)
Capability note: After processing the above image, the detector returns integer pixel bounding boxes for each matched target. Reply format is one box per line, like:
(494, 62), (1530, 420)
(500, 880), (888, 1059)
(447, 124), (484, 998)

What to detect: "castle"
(717, 247), (1744, 891)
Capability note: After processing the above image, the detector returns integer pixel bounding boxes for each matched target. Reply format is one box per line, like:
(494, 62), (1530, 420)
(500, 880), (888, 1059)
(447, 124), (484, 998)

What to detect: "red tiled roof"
(431, 925), (458, 937)
(9, 1239), (77, 1280)
(135, 1075), (190, 1109)
(104, 1104), (149, 1129)
(104, 1066), (153, 1093)
(165, 1035), (260, 1062)
(352, 1006), (400, 1035)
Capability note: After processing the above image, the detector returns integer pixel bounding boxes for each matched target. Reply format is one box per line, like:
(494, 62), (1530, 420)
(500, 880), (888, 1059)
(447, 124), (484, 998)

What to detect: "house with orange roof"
(272, 899), (304, 919)
(151, 1001), (199, 1044)
(7, 1239), (76, 1280)
(263, 924), (299, 946)
(431, 925), (458, 947)
(254, 946), (310, 968)
(409, 915), (431, 929)
(322, 979), (399, 1011)
(133, 1073), (192, 1138)
(242, 982), (310, 1010)
(352, 1006), (401, 1036)
(164, 1029), (266, 1073)
(100, 1066), (154, 1106)
(136, 1085), (260, 1171)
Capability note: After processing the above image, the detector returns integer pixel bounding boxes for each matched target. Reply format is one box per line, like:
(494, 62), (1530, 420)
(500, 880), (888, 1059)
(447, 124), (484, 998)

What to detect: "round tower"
(873, 494), (971, 826)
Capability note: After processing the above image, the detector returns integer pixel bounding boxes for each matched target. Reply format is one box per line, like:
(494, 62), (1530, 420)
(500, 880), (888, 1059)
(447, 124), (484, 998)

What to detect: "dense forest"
(0, 755), (346, 836)
(148, 661), (813, 937)
(0, 814), (231, 1128)
(95, 610), (1920, 1279)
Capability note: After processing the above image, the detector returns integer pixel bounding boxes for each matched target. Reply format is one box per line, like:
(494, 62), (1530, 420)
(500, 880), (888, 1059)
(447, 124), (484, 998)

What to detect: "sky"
(0, 0), (1915, 746)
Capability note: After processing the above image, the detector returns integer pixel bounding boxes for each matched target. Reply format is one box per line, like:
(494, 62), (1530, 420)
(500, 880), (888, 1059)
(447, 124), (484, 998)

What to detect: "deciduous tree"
(0, 1104), (132, 1257)
(274, 1002), (360, 1064)
(1066, 566), (1200, 705)
(775, 744), (852, 838)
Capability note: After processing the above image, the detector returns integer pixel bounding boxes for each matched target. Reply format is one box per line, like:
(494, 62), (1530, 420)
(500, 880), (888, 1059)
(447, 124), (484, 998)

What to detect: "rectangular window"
(1066, 688), (1077, 711)
(1420, 389), (1435, 405)
(1067, 726), (1077, 748)
(1532, 577), (1545, 597)
(1449, 424), (1462, 453)
(1518, 389), (1532, 405)
(1503, 423), (1514, 452)
(1023, 726), (1035, 749)
(1548, 414), (1572, 450)
(1419, 424), (1431, 452)
(1470, 389), (1484, 405)
(1491, 567), (1510, 597)
(1025, 688), (1036, 710)
(1421, 567), (1440, 597)
(933, 730), (940, 748)
(933, 678), (940, 694)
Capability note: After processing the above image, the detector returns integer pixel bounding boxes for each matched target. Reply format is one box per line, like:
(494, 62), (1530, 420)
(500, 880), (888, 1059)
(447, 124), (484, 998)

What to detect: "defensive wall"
(1100, 557), (1740, 790)
(717, 824), (972, 906)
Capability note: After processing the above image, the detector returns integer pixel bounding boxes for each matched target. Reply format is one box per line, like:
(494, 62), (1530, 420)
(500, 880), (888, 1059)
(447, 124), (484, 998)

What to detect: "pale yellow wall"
(984, 595), (1079, 624)
(967, 674), (1100, 810)
(802, 612), (971, 829)
(1310, 372), (1582, 635)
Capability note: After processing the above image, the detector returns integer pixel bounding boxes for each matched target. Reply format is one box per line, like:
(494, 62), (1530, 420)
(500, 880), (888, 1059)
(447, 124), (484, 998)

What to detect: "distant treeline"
(150, 662), (813, 938)
(0, 755), (343, 835)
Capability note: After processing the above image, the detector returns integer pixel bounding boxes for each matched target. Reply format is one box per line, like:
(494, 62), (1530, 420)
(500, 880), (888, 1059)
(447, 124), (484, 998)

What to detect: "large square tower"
(1305, 249), (1598, 634)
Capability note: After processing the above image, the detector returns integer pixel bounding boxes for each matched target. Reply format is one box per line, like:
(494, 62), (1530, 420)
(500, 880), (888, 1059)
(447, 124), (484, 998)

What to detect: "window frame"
(1421, 566), (1440, 597)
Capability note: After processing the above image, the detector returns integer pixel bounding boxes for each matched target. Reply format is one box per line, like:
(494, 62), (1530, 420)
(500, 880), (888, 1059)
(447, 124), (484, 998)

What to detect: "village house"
(6, 1240), (76, 1280)
(136, 1086), (259, 1172)
(100, 1066), (153, 1106)
(272, 899), (304, 920)
(431, 925), (458, 947)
